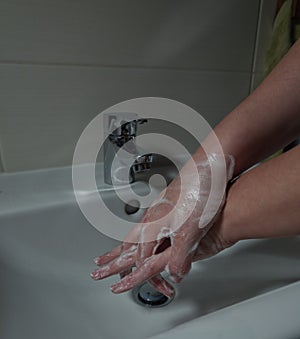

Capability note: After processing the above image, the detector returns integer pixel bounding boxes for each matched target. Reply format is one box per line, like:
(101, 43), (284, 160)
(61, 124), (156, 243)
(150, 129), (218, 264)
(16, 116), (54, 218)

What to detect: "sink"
(0, 165), (300, 339)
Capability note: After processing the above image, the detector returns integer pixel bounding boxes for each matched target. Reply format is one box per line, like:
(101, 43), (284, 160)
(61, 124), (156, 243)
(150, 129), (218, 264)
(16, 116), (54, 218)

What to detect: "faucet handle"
(121, 118), (148, 136)
(105, 113), (148, 138)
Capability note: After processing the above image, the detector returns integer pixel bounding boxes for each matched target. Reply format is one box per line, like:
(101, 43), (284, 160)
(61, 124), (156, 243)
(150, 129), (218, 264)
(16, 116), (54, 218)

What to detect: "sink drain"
(132, 282), (175, 308)
(124, 200), (140, 215)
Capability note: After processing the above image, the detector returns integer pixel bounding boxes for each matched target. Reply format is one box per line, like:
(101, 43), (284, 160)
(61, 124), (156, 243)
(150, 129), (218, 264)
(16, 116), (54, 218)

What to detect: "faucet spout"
(104, 113), (152, 185)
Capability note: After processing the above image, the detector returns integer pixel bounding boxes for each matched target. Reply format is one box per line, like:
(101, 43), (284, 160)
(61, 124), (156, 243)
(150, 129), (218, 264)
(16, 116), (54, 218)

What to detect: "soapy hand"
(91, 153), (235, 296)
(91, 217), (236, 296)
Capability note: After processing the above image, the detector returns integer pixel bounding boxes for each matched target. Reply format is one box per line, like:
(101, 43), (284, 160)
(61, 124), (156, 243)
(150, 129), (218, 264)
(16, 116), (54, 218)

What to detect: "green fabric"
(263, 0), (293, 77)
(262, 0), (293, 162)
(294, 23), (300, 40)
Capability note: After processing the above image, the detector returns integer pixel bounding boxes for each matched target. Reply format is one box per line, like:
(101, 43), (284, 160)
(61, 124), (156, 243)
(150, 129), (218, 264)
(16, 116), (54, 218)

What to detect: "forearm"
(220, 145), (300, 242)
(201, 38), (300, 176)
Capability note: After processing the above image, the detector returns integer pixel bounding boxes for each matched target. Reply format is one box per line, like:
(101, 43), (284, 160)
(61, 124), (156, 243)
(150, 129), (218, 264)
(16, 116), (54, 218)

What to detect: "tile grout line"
(0, 60), (251, 75)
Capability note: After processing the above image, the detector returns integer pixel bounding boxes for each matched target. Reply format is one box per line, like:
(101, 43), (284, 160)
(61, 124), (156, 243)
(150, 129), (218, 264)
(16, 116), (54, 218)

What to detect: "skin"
(91, 146), (300, 294)
(222, 145), (300, 243)
(92, 154), (235, 296)
(91, 39), (300, 295)
(207, 38), (300, 173)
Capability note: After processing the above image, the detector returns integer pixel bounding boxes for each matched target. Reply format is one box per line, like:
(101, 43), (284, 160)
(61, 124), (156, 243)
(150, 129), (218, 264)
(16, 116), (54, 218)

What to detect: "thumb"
(167, 230), (198, 283)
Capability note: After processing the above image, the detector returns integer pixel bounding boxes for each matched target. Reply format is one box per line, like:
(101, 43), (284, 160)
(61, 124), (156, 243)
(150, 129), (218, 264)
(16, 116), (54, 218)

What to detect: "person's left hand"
(91, 211), (237, 296)
(91, 153), (235, 296)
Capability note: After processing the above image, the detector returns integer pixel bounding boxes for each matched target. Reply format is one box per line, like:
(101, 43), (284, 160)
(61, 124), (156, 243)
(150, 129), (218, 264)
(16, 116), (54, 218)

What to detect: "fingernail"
(90, 271), (101, 280)
(110, 283), (124, 293)
(93, 257), (100, 265)
(165, 289), (175, 298)
(90, 269), (108, 280)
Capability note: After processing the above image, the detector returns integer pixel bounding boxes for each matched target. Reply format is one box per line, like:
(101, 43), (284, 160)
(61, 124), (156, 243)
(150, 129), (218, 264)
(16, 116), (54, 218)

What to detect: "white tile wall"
(0, 0), (260, 71)
(0, 64), (250, 172)
(0, 142), (4, 172)
(0, 0), (262, 172)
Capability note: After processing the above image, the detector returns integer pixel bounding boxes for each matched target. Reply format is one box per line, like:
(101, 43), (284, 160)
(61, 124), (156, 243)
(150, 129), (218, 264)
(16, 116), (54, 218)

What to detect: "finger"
(110, 248), (170, 294)
(168, 224), (201, 282)
(134, 229), (171, 283)
(94, 242), (137, 266)
(192, 232), (224, 262)
(137, 224), (172, 256)
(91, 247), (137, 280)
(136, 227), (171, 277)
(148, 274), (175, 298)
(136, 206), (173, 266)
(119, 268), (132, 279)
(122, 197), (169, 244)
(136, 226), (173, 297)
(168, 252), (194, 284)
(93, 244), (123, 266)
(121, 212), (166, 266)
(137, 239), (157, 264)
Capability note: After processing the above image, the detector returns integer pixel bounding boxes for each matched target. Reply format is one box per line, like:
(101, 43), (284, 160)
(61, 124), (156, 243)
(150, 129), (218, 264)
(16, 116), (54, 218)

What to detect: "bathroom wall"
(0, 0), (276, 172)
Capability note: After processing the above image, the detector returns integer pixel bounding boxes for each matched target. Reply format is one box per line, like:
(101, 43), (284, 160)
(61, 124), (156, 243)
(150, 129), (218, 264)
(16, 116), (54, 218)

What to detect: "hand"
(91, 153), (235, 296)
(90, 216), (236, 296)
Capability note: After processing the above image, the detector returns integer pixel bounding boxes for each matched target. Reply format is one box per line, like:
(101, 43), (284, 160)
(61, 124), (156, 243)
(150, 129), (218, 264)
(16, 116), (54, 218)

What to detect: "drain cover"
(132, 282), (175, 308)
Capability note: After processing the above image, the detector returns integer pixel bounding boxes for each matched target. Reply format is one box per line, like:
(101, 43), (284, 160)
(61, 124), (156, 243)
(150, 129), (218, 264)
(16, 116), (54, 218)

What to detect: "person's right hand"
(91, 208), (236, 295)
(91, 153), (235, 296)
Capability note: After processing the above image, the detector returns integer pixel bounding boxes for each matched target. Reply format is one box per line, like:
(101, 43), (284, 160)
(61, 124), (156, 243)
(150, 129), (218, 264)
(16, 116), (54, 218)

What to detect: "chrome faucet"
(104, 113), (153, 185)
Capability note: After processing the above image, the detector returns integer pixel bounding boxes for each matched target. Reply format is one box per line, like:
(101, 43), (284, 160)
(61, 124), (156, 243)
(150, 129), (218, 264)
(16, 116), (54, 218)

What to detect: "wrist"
(216, 179), (245, 245)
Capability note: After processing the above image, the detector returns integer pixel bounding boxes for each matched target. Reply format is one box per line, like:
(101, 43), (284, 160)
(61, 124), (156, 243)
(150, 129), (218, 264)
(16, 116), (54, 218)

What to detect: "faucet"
(104, 113), (153, 185)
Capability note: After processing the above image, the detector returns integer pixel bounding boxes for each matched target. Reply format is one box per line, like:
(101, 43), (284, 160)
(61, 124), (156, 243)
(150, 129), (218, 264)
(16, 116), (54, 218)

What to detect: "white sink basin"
(0, 165), (300, 339)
